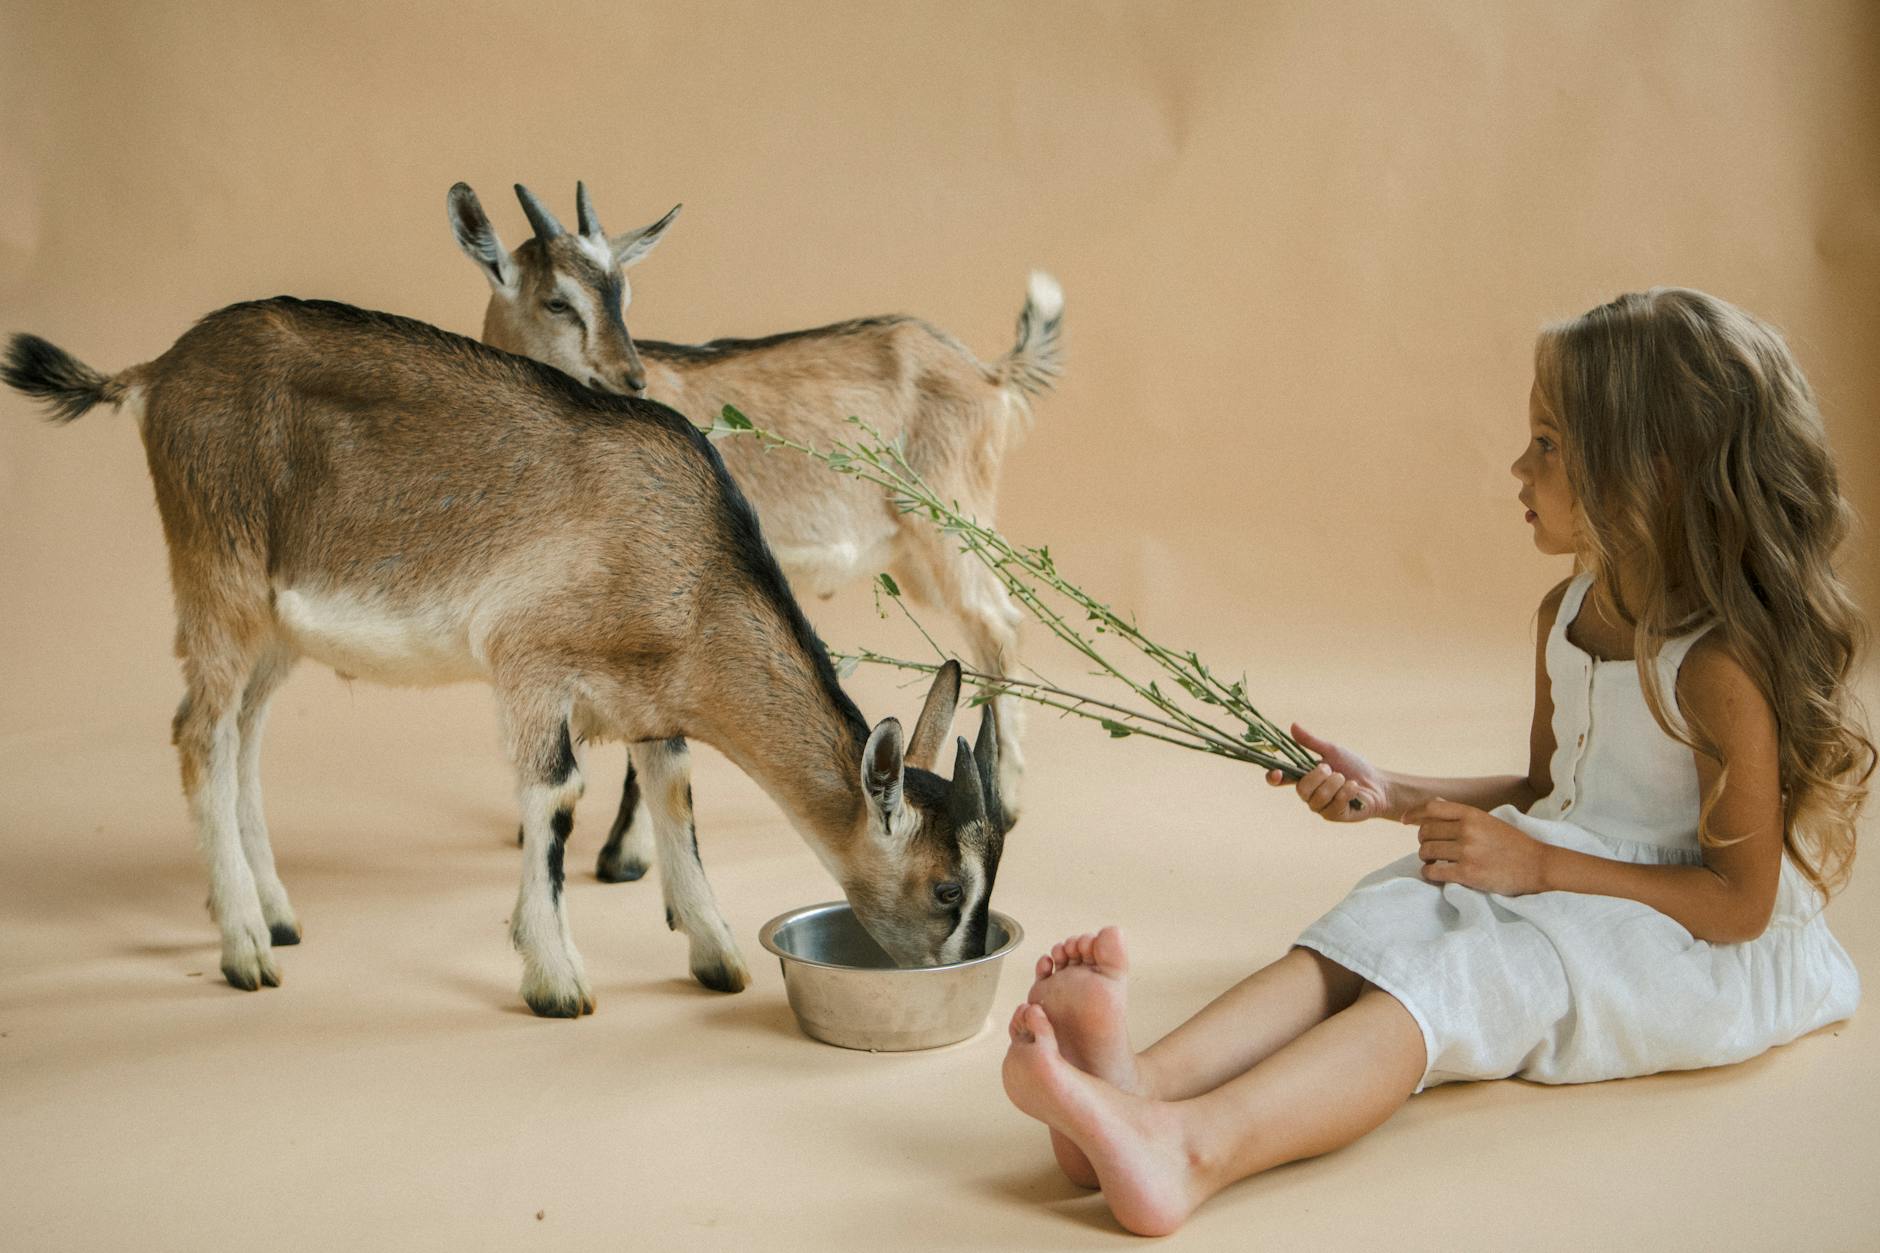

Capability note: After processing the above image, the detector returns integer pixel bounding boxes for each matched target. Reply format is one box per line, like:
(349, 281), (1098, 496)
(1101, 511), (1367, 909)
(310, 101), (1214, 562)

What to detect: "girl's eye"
(544, 299), (571, 316)
(1535, 437), (1555, 454)
(933, 881), (963, 908)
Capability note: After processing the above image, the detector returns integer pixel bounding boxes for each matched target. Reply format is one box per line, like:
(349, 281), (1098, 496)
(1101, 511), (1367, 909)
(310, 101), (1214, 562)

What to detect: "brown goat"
(3, 302), (1009, 1016)
(448, 182), (1058, 883)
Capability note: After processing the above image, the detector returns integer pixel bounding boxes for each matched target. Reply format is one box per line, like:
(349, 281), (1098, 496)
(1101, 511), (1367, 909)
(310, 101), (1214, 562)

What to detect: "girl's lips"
(1525, 509), (1538, 523)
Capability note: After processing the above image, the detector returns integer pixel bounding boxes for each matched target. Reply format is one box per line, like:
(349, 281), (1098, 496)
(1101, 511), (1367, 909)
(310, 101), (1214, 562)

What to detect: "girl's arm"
(1411, 638), (1785, 944)
(1269, 578), (1567, 822)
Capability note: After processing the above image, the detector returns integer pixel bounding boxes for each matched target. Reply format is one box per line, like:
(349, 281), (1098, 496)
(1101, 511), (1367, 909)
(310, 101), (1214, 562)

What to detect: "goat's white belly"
(274, 587), (488, 686)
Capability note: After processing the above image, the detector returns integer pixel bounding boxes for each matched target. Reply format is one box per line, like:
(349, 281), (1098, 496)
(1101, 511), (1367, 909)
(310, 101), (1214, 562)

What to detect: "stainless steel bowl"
(758, 902), (1024, 1051)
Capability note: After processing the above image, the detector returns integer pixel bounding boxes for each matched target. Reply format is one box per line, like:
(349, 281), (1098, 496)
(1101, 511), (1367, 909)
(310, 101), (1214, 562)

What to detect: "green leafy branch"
(708, 406), (1318, 779)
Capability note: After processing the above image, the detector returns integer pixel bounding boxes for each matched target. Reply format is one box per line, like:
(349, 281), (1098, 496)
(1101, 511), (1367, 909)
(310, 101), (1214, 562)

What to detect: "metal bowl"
(758, 902), (1024, 1051)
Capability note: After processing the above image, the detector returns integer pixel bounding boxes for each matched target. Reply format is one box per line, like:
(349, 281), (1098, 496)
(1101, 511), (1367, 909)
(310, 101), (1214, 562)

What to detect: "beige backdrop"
(2, 4), (1876, 1251)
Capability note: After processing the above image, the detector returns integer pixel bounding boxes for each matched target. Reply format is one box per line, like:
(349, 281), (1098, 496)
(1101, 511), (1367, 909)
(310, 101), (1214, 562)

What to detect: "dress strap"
(1655, 617), (1718, 680)
(1554, 572), (1596, 644)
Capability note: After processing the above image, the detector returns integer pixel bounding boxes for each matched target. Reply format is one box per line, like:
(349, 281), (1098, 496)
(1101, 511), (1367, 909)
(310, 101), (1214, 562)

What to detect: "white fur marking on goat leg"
(189, 700), (278, 989)
(634, 741), (749, 993)
(235, 646), (300, 942)
(512, 781), (593, 1017)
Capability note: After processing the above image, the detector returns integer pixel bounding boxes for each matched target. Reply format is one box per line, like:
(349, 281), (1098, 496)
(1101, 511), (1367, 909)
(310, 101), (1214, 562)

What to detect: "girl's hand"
(1407, 799), (1549, 895)
(1266, 724), (1396, 821)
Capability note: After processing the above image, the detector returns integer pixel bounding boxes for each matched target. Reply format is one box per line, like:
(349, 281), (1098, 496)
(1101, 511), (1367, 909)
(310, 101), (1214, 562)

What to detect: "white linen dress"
(1296, 573), (1861, 1090)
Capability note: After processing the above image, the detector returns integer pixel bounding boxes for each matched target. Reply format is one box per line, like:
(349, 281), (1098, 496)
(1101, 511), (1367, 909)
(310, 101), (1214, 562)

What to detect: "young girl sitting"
(1000, 287), (1870, 1237)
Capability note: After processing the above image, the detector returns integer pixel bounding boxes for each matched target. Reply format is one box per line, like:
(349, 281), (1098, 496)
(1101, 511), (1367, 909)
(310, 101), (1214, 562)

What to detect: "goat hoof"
(692, 958), (750, 994)
(222, 963), (261, 991)
(524, 990), (592, 1019)
(222, 954), (281, 991)
(220, 927), (281, 990)
(269, 921), (302, 946)
(523, 972), (595, 1018)
(526, 985), (582, 1015)
(594, 850), (648, 883)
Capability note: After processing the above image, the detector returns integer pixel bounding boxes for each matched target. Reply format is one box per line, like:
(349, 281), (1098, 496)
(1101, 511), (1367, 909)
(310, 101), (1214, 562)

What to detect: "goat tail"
(3, 334), (135, 424)
(995, 270), (1064, 399)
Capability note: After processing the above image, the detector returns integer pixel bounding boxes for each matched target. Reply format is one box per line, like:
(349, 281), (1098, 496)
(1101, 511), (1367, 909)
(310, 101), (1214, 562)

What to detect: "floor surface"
(1, 647), (1873, 1251)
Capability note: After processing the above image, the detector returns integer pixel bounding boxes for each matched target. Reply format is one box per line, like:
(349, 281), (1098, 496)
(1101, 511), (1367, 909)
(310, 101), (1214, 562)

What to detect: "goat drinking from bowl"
(3, 303), (1010, 1016)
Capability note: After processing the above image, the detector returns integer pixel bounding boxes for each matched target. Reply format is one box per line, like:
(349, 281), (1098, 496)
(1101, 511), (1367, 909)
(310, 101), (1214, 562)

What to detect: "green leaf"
(877, 572), (901, 597)
(719, 405), (754, 431)
(835, 654), (860, 679)
(1099, 719), (1133, 738)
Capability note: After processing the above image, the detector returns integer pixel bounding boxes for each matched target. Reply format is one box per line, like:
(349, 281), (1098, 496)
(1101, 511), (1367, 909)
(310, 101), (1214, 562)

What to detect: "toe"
(1023, 1003), (1059, 1051)
(1036, 954), (1054, 981)
(1092, 925), (1129, 974)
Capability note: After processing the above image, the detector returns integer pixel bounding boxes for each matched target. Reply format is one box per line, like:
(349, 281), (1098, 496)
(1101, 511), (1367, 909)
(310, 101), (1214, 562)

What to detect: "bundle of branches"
(707, 406), (1318, 781)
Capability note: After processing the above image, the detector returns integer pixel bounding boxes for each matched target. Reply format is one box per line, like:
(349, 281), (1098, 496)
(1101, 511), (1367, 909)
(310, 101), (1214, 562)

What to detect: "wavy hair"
(1534, 288), (1872, 898)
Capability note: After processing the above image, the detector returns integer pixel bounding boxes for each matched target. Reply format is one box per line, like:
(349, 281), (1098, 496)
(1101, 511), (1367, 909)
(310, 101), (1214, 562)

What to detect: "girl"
(999, 288), (1870, 1237)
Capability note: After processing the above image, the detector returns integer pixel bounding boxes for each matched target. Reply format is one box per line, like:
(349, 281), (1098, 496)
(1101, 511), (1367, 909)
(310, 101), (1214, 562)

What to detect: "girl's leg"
(1138, 946), (1365, 1097)
(1003, 984), (1424, 1237)
(1032, 933), (1363, 1185)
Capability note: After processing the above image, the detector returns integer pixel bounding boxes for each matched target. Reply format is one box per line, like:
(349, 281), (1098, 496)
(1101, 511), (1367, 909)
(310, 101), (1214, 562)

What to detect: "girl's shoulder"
(1676, 632), (1762, 703)
(1674, 632), (1777, 758)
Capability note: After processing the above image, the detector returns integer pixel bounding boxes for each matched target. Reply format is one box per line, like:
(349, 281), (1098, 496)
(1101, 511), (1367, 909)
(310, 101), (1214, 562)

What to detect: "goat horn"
(575, 181), (604, 238)
(514, 184), (564, 240)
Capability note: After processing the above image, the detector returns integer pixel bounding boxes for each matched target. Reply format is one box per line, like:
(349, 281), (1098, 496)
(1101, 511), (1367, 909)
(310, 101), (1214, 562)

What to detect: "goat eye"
(933, 881), (963, 908)
(544, 298), (571, 315)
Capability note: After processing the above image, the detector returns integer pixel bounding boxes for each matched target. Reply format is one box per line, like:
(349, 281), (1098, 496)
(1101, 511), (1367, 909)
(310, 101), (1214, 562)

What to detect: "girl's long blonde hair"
(1535, 287), (1873, 898)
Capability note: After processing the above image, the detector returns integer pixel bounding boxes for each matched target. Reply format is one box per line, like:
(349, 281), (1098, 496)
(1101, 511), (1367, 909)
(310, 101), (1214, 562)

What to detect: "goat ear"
(448, 183), (517, 292)
(610, 203), (682, 270)
(974, 704), (1008, 836)
(861, 717), (906, 826)
(906, 660), (962, 771)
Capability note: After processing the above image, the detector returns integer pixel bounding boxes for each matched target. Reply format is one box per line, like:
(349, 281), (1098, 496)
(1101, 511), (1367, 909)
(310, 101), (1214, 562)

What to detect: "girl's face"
(1511, 376), (1576, 555)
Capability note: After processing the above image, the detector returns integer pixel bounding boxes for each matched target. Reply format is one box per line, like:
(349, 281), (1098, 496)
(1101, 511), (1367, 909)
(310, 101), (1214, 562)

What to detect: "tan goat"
(447, 182), (1059, 883)
(3, 304), (1010, 1016)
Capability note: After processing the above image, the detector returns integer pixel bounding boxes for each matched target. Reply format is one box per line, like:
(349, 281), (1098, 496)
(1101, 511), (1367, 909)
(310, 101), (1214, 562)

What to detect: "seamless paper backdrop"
(2, 5), (1877, 1250)
(1, 0), (1874, 730)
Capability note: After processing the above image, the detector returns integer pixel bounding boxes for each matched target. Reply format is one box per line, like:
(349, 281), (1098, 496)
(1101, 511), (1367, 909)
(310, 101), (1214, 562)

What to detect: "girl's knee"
(1289, 946), (1365, 1013)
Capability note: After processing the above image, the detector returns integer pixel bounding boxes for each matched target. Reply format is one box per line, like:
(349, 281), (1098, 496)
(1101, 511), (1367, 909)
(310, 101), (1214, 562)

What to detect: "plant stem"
(707, 406), (1317, 778)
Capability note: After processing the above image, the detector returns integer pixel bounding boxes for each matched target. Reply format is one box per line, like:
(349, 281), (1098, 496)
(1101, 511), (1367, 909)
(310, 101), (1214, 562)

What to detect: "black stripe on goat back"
(662, 404), (871, 753)
(639, 316), (912, 363)
(196, 297), (687, 434)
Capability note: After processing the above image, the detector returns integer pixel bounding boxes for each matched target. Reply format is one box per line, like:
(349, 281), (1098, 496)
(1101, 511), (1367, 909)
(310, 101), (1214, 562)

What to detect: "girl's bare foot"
(1001, 1003), (1199, 1237)
(1027, 926), (1138, 1187)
